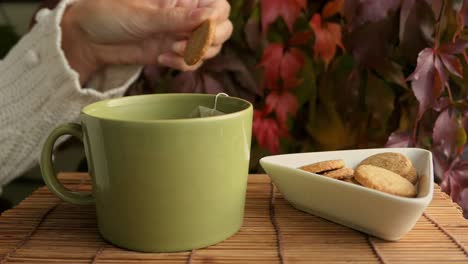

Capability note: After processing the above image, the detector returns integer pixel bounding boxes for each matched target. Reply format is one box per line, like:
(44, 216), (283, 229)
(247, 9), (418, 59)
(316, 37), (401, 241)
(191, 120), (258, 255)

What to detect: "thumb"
(144, 7), (214, 33)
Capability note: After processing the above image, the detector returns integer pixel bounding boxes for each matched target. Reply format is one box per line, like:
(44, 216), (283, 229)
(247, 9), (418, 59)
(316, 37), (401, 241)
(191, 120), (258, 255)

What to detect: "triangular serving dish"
(260, 148), (434, 241)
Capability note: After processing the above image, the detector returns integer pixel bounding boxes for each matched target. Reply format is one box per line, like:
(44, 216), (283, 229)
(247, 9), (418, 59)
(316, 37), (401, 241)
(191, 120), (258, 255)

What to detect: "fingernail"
(189, 8), (214, 21)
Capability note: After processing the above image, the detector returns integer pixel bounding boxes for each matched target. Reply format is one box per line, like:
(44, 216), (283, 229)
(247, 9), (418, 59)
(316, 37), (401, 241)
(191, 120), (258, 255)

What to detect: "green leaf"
(334, 54), (356, 76)
(229, 0), (245, 20)
(456, 117), (467, 148)
(295, 55), (316, 108)
(440, 1), (460, 43)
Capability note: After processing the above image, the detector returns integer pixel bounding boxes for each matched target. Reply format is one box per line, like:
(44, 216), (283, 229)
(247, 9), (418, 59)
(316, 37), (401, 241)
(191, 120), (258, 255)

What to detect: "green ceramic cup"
(40, 93), (253, 252)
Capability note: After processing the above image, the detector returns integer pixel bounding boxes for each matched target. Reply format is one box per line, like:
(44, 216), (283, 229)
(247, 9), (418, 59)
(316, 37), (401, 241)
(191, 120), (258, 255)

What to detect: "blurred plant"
(19, 0), (468, 217)
(138, 0), (468, 217)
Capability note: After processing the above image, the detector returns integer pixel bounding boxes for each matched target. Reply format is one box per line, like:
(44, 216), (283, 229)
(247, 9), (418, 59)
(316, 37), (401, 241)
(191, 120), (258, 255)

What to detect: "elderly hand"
(60, 0), (232, 84)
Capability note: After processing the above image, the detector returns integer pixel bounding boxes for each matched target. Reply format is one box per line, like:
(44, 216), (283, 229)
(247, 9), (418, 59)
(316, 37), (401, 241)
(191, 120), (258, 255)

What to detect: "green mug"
(40, 93), (253, 252)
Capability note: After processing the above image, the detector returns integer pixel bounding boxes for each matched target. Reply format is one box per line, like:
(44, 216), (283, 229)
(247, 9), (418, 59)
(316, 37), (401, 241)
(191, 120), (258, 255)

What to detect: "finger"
(198, 0), (231, 22)
(141, 0), (177, 8)
(172, 31), (191, 39)
(176, 0), (198, 8)
(158, 52), (203, 71)
(92, 35), (182, 66)
(212, 20), (233, 46)
(171, 40), (221, 60)
(93, 43), (159, 65)
(198, 0), (215, 5)
(138, 6), (214, 34)
(172, 40), (188, 56)
(203, 45), (222, 60)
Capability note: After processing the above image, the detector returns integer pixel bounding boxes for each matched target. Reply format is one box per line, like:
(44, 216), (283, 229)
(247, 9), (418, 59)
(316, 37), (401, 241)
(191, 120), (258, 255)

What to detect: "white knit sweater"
(0, 0), (142, 192)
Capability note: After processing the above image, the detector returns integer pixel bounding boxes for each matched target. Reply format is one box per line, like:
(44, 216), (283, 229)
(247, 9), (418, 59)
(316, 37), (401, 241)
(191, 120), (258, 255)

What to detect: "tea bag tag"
(189, 93), (229, 118)
(211, 93), (228, 115)
(197, 93), (228, 117)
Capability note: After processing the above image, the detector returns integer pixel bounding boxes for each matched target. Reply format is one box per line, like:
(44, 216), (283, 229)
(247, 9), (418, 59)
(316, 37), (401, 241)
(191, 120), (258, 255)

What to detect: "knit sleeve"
(0, 0), (142, 191)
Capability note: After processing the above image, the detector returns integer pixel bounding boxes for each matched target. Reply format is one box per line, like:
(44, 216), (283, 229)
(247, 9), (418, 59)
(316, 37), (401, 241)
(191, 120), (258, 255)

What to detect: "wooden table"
(0, 173), (466, 263)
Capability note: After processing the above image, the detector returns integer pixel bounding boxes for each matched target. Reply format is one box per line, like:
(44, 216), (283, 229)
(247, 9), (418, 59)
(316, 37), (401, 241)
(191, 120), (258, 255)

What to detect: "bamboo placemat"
(0, 173), (466, 263)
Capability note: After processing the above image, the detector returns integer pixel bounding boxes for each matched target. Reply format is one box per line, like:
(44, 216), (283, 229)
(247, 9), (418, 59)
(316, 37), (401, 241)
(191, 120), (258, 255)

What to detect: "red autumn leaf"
(281, 48), (305, 89)
(253, 110), (280, 154)
(265, 91), (299, 127)
(288, 31), (313, 46)
(260, 0), (306, 33)
(385, 131), (412, 148)
(440, 54), (463, 78)
(295, 0), (306, 9)
(259, 44), (305, 90)
(454, 0), (468, 40)
(441, 39), (468, 63)
(408, 42), (467, 119)
(407, 48), (444, 119)
(432, 146), (450, 182)
(433, 96), (451, 112)
(322, 0), (344, 19)
(442, 159), (468, 216)
(434, 52), (448, 89)
(258, 43), (283, 90)
(309, 14), (344, 66)
(440, 39), (468, 54)
(433, 109), (464, 158)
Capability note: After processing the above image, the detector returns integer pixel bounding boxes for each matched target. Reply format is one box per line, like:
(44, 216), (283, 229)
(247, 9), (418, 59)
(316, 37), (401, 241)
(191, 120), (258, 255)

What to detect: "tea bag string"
(212, 93), (229, 115)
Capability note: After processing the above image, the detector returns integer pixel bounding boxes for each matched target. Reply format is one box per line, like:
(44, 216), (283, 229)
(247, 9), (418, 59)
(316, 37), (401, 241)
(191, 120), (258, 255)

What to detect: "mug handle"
(40, 123), (94, 205)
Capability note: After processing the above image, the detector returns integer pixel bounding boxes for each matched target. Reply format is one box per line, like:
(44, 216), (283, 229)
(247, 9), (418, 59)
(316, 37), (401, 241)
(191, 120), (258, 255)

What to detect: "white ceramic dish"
(260, 148), (434, 241)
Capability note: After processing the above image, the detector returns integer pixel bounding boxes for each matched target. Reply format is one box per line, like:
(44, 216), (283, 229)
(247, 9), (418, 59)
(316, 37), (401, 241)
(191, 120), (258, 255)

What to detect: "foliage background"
(0, 0), (467, 217)
(132, 0), (468, 218)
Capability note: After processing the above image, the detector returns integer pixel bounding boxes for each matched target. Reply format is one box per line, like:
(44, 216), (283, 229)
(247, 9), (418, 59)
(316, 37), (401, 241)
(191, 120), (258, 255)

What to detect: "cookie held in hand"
(184, 20), (216, 66)
(354, 165), (417, 198)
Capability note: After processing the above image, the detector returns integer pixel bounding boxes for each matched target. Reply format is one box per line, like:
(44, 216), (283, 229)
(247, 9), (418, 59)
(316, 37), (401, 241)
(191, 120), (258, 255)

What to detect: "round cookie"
(354, 165), (417, 197)
(406, 166), (418, 184)
(299, 159), (345, 174)
(359, 152), (417, 184)
(323, 168), (354, 179)
(184, 20), (216, 66)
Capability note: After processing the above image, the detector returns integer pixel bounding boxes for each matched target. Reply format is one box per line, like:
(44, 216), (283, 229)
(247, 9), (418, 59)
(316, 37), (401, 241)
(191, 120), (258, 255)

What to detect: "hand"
(60, 0), (232, 84)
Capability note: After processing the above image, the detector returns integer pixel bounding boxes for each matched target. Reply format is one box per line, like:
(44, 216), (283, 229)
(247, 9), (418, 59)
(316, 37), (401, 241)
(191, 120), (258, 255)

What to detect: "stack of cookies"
(299, 152), (419, 198)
